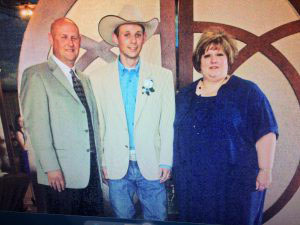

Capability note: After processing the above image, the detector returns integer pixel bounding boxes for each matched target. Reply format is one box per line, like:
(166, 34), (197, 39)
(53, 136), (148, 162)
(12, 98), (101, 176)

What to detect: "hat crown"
(118, 5), (144, 22)
(98, 4), (159, 46)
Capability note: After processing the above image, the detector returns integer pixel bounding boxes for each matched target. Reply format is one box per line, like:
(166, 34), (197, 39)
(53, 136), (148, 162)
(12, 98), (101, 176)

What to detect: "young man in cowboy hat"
(89, 5), (175, 221)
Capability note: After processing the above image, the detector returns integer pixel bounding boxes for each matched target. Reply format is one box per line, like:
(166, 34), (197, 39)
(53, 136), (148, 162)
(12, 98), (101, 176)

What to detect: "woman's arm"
(255, 132), (277, 191)
(15, 131), (27, 151)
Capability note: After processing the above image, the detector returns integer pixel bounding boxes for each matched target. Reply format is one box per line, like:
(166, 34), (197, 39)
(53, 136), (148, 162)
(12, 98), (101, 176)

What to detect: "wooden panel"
(178, 0), (194, 88)
(160, 0), (176, 83)
(289, 0), (300, 15)
(0, 82), (16, 173)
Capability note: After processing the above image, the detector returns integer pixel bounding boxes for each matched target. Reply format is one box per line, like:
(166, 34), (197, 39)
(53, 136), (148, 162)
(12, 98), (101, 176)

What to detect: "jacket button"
(125, 145), (128, 148)
(85, 129), (89, 133)
(86, 149), (90, 152)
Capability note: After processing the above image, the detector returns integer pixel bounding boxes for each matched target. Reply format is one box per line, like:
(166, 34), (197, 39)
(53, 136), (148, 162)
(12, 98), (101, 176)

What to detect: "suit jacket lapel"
(134, 61), (150, 125)
(110, 61), (128, 128)
(47, 58), (80, 103)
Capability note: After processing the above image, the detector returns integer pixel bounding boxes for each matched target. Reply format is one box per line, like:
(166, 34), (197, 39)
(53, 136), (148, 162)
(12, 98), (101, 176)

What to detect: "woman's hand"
(255, 132), (276, 191)
(256, 169), (272, 191)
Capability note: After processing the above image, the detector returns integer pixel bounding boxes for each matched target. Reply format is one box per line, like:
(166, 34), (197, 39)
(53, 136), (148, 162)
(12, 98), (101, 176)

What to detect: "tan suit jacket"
(89, 60), (175, 180)
(20, 58), (101, 188)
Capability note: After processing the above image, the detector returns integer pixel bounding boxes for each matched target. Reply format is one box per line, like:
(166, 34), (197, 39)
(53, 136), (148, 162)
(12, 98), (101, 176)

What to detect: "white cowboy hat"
(98, 4), (159, 46)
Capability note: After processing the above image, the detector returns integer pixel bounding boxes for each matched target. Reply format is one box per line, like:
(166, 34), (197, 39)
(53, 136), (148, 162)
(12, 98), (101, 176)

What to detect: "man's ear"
(48, 33), (53, 46)
(112, 33), (119, 46)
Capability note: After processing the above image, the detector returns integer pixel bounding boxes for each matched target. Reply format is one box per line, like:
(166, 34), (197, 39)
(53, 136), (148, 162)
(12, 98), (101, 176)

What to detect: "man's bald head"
(50, 18), (79, 36)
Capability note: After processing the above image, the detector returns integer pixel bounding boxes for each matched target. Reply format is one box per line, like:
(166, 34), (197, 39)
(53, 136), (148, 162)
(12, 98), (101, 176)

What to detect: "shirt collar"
(51, 54), (79, 80)
(51, 55), (75, 72)
(118, 57), (140, 77)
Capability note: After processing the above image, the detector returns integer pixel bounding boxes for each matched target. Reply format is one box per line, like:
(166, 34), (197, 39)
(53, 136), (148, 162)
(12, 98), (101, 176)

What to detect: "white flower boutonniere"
(142, 79), (155, 96)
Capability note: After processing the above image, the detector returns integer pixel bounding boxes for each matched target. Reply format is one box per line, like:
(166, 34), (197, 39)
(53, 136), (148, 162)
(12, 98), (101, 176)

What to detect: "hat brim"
(98, 15), (159, 47)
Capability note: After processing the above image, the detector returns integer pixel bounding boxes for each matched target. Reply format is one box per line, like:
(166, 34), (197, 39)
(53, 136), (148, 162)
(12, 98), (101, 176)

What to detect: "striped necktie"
(70, 69), (96, 153)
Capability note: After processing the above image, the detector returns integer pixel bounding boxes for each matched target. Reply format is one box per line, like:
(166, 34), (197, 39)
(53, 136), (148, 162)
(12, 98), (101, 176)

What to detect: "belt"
(129, 150), (136, 161)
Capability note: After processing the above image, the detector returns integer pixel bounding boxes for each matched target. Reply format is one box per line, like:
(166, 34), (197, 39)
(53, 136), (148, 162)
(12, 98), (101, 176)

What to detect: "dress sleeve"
(247, 84), (279, 143)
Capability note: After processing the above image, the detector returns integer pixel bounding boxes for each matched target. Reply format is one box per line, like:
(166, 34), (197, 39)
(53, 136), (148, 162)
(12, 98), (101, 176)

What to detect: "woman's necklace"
(196, 75), (230, 96)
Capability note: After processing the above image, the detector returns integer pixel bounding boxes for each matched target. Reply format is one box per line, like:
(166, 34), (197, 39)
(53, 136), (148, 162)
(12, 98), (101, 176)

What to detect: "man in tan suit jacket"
(89, 5), (175, 221)
(20, 18), (103, 216)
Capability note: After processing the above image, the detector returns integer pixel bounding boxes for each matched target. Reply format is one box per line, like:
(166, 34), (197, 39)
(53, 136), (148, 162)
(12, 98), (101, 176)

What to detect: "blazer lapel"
(48, 58), (80, 103)
(134, 61), (150, 125)
(110, 61), (128, 128)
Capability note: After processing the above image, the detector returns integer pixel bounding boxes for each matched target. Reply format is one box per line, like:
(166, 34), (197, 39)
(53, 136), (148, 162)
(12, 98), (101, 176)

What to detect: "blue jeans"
(108, 161), (167, 221)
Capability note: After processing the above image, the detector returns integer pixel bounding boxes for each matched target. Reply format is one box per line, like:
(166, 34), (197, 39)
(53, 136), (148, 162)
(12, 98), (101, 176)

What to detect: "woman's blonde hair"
(192, 27), (238, 73)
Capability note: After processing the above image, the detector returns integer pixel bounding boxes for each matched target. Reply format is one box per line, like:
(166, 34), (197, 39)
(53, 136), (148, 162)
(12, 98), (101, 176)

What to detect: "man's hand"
(47, 169), (65, 192)
(101, 167), (108, 185)
(159, 168), (171, 183)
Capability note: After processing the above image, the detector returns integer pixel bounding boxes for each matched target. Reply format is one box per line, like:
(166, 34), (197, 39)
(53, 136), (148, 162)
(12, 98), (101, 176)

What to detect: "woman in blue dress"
(15, 114), (30, 174)
(174, 28), (278, 225)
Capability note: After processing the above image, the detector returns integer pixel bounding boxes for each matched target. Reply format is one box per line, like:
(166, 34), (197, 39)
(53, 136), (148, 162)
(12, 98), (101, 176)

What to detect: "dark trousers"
(41, 153), (103, 216)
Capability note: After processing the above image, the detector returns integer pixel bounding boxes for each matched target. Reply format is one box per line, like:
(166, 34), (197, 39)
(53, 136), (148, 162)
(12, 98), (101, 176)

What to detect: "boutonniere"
(142, 79), (155, 96)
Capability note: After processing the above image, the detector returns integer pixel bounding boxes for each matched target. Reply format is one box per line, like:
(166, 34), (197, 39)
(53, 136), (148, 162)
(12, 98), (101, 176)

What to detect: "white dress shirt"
(51, 55), (79, 87)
